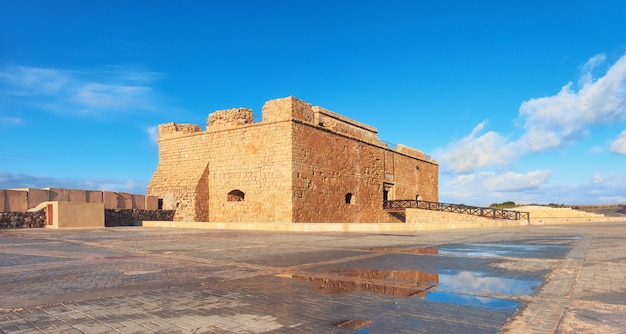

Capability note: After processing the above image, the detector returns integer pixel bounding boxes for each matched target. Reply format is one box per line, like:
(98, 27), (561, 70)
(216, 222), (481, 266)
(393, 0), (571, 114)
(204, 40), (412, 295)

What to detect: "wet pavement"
(1, 222), (625, 333)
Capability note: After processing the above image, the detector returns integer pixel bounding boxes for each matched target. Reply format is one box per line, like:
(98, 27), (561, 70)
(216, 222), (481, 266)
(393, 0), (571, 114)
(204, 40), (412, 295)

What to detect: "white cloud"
(434, 52), (626, 174)
(147, 126), (159, 143)
(517, 53), (626, 152)
(440, 170), (626, 206)
(0, 65), (162, 117)
(0, 171), (147, 194)
(73, 83), (156, 111)
(0, 116), (22, 124)
(482, 170), (552, 192)
(433, 121), (519, 173)
(440, 170), (552, 205)
(0, 66), (71, 95)
(610, 130), (626, 154)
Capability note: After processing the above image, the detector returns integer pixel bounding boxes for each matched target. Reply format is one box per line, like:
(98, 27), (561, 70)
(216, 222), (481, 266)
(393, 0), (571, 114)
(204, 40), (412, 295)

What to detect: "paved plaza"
(1, 222), (625, 333)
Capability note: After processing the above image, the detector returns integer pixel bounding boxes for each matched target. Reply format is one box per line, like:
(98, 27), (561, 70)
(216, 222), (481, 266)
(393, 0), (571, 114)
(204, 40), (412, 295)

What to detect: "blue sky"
(1, 0), (625, 206)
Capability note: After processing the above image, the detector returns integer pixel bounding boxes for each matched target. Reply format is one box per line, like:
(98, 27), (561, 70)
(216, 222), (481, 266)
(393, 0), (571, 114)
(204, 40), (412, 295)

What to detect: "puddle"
(287, 267), (538, 298)
(287, 269), (437, 297)
(546, 236), (582, 240)
(424, 291), (519, 310)
(438, 270), (540, 296)
(123, 269), (161, 276)
(364, 247), (438, 255)
(334, 319), (372, 332)
(437, 243), (567, 258)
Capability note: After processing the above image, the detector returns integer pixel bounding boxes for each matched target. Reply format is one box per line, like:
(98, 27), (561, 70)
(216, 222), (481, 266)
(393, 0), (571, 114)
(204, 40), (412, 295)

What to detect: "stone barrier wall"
(0, 188), (158, 212)
(105, 209), (175, 227)
(0, 211), (46, 228)
(405, 208), (526, 225)
(0, 209), (174, 228)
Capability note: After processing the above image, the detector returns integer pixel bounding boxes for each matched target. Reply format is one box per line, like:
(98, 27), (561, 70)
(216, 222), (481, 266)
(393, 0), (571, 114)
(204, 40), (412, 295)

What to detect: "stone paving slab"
(0, 222), (625, 333)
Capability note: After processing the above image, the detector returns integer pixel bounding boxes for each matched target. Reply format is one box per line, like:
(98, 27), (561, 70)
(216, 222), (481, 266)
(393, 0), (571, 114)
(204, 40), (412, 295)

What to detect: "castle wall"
(147, 129), (210, 221)
(291, 120), (438, 223)
(391, 149), (438, 202)
(292, 121), (390, 222)
(148, 96), (439, 223)
(0, 188), (154, 213)
(148, 101), (296, 222)
(205, 121), (294, 223)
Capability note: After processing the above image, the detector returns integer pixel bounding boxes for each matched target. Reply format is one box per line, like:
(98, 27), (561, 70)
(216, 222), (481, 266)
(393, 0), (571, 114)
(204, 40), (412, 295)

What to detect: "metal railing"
(383, 200), (530, 222)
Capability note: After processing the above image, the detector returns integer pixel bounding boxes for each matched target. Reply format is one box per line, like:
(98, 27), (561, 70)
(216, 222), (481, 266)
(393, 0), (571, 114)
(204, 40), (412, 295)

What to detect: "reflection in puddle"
(438, 270), (540, 296)
(425, 291), (519, 310)
(290, 269), (437, 297)
(438, 243), (567, 258)
(364, 247), (438, 255)
(287, 268), (529, 311)
(547, 236), (582, 240)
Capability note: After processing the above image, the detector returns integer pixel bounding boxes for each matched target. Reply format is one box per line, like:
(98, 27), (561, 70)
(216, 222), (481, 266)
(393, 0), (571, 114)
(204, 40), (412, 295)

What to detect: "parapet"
(397, 144), (437, 162)
(158, 122), (202, 138)
(206, 108), (254, 132)
(262, 96), (314, 124)
(260, 96), (383, 144)
(313, 106), (380, 144)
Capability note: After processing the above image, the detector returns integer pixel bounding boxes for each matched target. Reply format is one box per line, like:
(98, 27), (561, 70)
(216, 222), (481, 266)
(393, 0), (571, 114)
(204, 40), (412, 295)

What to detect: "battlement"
(206, 108), (254, 132)
(157, 97), (385, 144)
(262, 96), (314, 124)
(159, 122), (202, 138)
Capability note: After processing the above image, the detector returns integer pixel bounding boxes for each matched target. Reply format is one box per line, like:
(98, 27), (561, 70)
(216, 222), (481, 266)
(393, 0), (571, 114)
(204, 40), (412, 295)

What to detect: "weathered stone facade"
(148, 97), (438, 223)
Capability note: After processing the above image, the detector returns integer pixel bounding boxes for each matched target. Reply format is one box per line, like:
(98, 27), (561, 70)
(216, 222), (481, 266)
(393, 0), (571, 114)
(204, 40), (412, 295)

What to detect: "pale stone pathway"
(0, 222), (624, 333)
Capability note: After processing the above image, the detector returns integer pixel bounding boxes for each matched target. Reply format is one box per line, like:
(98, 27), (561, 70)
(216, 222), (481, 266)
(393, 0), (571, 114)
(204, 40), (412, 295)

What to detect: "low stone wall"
(405, 208), (527, 225)
(105, 209), (175, 227)
(0, 211), (46, 228)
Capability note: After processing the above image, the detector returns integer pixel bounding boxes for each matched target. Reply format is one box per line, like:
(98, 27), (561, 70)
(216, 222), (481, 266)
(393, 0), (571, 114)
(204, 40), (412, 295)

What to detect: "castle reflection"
(293, 269), (439, 298)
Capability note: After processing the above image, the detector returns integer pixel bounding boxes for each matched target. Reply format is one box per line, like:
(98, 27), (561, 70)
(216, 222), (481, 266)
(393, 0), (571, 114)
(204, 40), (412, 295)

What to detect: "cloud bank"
(434, 52), (626, 205)
(0, 171), (147, 195)
(0, 65), (163, 117)
(518, 53), (626, 152)
(610, 130), (626, 154)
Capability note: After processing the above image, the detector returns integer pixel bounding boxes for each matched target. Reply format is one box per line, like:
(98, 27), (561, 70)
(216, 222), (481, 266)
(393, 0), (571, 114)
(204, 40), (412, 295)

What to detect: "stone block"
(117, 192), (133, 209)
(27, 188), (50, 209)
(87, 191), (103, 203)
(68, 189), (88, 203)
(145, 196), (159, 210)
(45, 201), (104, 228)
(0, 190), (5, 212)
(48, 188), (70, 201)
(103, 191), (118, 209)
(132, 194), (145, 210)
(5, 190), (29, 212)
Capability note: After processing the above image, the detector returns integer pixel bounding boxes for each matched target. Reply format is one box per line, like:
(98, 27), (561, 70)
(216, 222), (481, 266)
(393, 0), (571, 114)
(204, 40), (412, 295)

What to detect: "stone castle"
(148, 96), (438, 223)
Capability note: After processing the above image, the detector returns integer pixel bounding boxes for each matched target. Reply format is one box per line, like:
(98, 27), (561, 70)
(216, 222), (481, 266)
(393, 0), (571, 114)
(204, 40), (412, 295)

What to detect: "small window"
(345, 193), (355, 205)
(227, 189), (245, 202)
